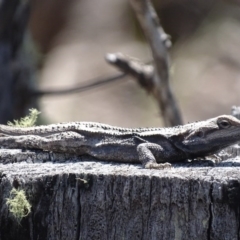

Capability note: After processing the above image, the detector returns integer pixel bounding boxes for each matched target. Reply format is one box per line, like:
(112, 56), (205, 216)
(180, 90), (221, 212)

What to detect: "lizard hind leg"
(137, 143), (172, 169)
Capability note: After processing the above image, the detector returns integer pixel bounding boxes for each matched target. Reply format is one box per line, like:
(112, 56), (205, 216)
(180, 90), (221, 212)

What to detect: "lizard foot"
(208, 154), (223, 164)
(145, 162), (172, 169)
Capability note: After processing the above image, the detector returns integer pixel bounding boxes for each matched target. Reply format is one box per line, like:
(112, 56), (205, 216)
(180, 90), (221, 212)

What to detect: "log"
(0, 150), (240, 240)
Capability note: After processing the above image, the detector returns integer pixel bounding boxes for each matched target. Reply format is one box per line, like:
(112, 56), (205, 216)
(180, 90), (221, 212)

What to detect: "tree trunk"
(0, 150), (240, 240)
(0, 0), (38, 124)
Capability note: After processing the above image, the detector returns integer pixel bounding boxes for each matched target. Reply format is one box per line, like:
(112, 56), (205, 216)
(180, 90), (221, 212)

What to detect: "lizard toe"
(145, 162), (172, 169)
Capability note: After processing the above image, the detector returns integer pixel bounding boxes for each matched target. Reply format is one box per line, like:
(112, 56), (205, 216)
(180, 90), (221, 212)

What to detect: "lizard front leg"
(137, 143), (172, 169)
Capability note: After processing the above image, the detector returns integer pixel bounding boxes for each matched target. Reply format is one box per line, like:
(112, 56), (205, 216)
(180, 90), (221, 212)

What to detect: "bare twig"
(124, 0), (182, 126)
(28, 0), (181, 127)
(31, 73), (127, 97)
(106, 53), (154, 91)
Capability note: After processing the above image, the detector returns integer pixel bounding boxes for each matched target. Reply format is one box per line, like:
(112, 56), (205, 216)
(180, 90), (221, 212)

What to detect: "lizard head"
(175, 115), (240, 156)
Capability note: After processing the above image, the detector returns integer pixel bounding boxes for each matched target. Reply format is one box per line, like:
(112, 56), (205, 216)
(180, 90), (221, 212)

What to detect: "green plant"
(6, 188), (31, 222)
(7, 108), (41, 127)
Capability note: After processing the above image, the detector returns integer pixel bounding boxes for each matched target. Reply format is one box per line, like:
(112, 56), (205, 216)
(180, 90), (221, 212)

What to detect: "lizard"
(0, 115), (239, 169)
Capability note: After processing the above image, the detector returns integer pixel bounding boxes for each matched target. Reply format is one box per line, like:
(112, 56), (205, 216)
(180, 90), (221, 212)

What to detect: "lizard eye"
(218, 119), (231, 129)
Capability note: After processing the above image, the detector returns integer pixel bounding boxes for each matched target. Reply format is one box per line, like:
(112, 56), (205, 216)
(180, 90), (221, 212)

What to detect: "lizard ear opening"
(217, 119), (231, 129)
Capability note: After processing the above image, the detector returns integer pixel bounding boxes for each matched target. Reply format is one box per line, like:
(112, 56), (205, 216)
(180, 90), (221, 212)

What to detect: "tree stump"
(0, 149), (240, 240)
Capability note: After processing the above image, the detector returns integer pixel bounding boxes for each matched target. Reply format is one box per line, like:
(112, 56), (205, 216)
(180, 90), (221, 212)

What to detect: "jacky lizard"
(0, 115), (239, 169)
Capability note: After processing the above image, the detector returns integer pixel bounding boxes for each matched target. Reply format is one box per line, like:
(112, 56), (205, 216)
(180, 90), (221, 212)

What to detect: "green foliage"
(6, 188), (31, 222)
(7, 108), (41, 127)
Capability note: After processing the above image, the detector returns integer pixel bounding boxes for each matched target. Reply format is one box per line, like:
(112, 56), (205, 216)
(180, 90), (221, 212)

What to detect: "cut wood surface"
(0, 150), (240, 240)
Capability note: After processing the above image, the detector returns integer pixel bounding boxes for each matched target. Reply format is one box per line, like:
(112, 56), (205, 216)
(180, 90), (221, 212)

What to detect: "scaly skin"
(0, 115), (239, 169)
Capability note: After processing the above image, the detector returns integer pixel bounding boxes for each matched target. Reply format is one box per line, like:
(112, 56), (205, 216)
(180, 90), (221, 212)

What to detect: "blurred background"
(1, 0), (240, 127)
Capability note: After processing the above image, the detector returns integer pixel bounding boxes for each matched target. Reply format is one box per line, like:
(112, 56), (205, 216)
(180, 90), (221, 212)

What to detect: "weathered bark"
(0, 0), (38, 124)
(0, 150), (240, 240)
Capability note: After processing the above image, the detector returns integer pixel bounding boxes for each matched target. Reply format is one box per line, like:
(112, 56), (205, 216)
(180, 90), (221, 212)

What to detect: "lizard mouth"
(183, 138), (208, 146)
(181, 127), (240, 154)
(179, 138), (209, 153)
